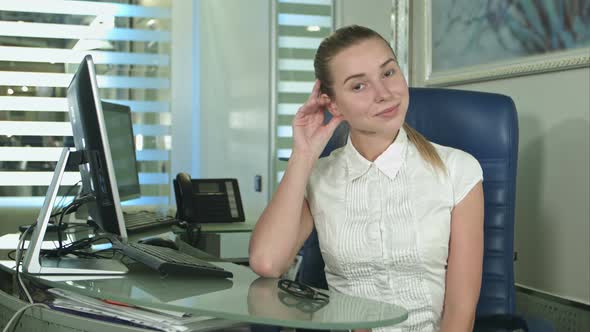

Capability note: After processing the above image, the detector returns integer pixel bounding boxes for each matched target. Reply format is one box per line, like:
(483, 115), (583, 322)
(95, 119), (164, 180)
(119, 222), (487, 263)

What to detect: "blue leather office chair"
(293, 87), (554, 332)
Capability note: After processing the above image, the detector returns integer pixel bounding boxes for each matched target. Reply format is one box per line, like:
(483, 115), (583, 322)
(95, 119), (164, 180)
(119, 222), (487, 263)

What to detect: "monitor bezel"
(67, 55), (127, 239)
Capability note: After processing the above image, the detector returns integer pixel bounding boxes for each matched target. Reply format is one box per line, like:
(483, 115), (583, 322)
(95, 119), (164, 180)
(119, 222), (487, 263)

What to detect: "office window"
(274, 0), (333, 188)
(0, 0), (171, 207)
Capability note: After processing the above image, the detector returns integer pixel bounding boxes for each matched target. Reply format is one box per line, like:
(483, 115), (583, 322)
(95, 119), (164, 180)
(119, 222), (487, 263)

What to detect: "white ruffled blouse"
(305, 127), (483, 331)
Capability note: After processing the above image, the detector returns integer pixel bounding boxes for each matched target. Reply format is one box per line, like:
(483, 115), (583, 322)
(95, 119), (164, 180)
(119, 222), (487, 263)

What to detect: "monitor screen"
(102, 101), (141, 202)
(66, 55), (127, 238)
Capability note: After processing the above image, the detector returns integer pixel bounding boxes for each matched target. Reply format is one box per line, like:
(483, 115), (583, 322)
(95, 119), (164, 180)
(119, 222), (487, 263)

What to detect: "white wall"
(197, 0), (271, 223)
(335, 0), (392, 36)
(410, 4), (590, 304)
(171, 1), (199, 181)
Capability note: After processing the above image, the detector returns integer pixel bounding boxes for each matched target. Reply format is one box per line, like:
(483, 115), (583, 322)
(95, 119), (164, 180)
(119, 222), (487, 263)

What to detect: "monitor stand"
(22, 147), (128, 275)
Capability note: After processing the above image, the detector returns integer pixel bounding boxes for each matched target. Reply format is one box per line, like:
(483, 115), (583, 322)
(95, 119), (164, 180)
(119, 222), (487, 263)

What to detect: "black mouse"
(138, 237), (179, 250)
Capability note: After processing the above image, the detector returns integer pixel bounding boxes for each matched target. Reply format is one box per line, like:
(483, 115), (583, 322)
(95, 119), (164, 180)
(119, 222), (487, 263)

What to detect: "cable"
(51, 181), (82, 218)
(176, 221), (202, 247)
(56, 193), (95, 253)
(14, 225), (35, 304)
(2, 303), (49, 332)
(40, 234), (114, 259)
(43, 180), (83, 236)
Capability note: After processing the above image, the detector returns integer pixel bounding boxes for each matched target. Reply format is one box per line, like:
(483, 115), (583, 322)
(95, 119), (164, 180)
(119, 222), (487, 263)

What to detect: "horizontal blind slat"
(277, 137), (294, 149)
(278, 59), (314, 71)
(278, 14), (331, 27)
(0, 22), (171, 42)
(103, 100), (170, 113)
(279, 70), (316, 81)
(277, 126), (293, 138)
(0, 122), (171, 136)
(0, 172), (169, 186)
(278, 103), (300, 115)
(279, 81), (315, 93)
(279, 93), (309, 104)
(0, 97), (169, 113)
(133, 124), (170, 136)
(0, 121), (71, 136)
(279, 0), (332, 5)
(0, 97), (67, 112)
(0, 147), (63, 161)
(136, 150), (169, 161)
(0, 147), (168, 162)
(278, 26), (331, 38)
(278, 3), (332, 16)
(278, 36), (323, 49)
(0, 0), (171, 18)
(0, 196), (169, 207)
(0, 171), (80, 186)
(0, 46), (169, 66)
(278, 48), (317, 59)
(278, 115), (295, 126)
(0, 72), (169, 89)
(277, 149), (292, 159)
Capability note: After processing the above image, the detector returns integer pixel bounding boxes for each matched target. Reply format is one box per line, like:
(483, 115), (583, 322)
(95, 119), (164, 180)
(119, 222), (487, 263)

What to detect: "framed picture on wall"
(418, 0), (590, 86)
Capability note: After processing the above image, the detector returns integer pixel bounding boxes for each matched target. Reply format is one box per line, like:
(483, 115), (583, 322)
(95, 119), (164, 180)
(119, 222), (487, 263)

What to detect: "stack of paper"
(48, 288), (245, 332)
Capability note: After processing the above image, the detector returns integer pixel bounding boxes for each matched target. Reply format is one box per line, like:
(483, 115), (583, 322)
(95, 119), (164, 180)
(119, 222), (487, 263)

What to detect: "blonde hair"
(315, 25), (445, 172)
(403, 123), (446, 172)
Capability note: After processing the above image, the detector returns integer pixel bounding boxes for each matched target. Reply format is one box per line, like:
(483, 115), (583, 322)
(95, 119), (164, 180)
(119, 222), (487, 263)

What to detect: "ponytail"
(403, 123), (446, 173)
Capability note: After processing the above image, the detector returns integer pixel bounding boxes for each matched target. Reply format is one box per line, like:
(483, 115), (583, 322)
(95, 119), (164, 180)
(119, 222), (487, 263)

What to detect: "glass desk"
(26, 258), (408, 330)
(1, 229), (407, 330)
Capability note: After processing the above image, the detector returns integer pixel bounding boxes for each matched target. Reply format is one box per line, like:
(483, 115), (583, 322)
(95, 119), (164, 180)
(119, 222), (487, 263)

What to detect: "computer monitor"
(101, 101), (141, 202)
(66, 55), (127, 238)
(22, 56), (130, 275)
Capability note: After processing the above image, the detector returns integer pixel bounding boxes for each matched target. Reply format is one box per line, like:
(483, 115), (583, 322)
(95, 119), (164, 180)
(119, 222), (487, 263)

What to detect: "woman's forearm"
(249, 152), (316, 277)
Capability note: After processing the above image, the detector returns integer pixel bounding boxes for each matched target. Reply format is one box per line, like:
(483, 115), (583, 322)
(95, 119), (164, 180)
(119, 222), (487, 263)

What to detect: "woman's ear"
(321, 94), (341, 117)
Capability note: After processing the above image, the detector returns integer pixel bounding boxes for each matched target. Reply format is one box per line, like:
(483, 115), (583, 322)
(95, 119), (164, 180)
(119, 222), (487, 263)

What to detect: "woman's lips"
(375, 105), (399, 118)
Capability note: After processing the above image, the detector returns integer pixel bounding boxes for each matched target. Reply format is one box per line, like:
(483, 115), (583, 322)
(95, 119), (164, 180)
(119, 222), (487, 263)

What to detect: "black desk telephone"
(173, 172), (245, 223)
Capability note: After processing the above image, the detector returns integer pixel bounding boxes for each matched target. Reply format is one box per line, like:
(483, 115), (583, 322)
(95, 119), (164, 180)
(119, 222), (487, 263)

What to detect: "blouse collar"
(344, 126), (408, 181)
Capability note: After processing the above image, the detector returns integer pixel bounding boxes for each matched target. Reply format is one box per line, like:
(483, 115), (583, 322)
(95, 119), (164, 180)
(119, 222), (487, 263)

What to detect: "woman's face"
(325, 37), (409, 137)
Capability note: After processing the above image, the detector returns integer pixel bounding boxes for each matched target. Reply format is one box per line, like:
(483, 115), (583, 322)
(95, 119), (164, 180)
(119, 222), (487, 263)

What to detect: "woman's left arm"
(440, 181), (484, 332)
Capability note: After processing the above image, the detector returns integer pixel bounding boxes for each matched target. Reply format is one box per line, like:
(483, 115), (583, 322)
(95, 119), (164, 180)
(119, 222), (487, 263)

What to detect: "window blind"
(275, 0), (333, 187)
(0, 0), (171, 207)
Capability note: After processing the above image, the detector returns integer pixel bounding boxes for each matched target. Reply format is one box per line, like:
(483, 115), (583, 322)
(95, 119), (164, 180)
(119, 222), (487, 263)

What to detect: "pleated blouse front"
(305, 127), (483, 331)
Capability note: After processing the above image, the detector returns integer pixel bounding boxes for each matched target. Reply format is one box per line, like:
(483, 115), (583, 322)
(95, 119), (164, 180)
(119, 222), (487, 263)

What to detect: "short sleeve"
(448, 150), (483, 206)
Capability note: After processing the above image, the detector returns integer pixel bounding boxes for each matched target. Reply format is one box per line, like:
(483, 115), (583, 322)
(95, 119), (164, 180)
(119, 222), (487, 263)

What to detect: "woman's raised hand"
(292, 80), (343, 161)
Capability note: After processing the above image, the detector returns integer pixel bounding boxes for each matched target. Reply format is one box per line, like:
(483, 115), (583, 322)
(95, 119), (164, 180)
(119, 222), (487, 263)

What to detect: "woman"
(249, 25), (484, 332)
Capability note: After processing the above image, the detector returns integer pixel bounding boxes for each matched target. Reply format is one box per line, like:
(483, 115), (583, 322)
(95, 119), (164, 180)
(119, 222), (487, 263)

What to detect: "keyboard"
(124, 211), (178, 233)
(117, 242), (233, 279)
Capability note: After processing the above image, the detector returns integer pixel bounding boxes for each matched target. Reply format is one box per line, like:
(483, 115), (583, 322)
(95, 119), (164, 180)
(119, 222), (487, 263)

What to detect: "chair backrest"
(297, 87), (519, 317)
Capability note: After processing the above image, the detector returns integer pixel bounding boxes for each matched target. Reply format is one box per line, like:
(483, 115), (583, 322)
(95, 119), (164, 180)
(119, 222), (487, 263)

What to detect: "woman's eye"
(384, 69), (395, 77)
(352, 83), (365, 91)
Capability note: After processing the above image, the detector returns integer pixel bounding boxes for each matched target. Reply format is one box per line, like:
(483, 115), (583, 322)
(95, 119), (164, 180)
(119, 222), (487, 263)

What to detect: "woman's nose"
(374, 81), (392, 103)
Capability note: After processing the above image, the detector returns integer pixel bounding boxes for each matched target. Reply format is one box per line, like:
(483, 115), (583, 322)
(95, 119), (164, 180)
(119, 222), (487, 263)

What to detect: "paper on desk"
(0, 233), (58, 250)
(48, 288), (215, 332)
(0, 260), (16, 270)
(41, 275), (125, 282)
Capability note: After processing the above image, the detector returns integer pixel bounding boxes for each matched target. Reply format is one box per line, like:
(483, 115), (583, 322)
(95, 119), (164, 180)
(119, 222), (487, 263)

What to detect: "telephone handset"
(173, 172), (245, 223)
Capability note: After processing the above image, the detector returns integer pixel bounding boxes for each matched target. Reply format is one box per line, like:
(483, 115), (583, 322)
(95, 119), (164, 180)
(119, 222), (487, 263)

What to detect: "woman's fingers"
(305, 80), (321, 104)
